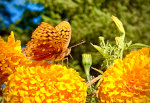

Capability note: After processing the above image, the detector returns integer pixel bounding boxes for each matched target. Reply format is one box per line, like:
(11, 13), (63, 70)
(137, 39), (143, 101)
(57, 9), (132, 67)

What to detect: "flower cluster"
(98, 48), (150, 103)
(0, 32), (87, 103)
(3, 65), (87, 103)
(0, 32), (31, 86)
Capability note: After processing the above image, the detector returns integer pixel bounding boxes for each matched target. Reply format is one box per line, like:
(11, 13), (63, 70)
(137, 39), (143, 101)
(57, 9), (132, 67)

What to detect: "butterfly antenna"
(69, 54), (74, 60)
(69, 40), (86, 49)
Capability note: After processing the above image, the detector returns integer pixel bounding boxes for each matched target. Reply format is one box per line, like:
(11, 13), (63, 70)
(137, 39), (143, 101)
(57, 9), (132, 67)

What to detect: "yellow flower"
(0, 32), (31, 85)
(3, 65), (87, 103)
(98, 48), (150, 103)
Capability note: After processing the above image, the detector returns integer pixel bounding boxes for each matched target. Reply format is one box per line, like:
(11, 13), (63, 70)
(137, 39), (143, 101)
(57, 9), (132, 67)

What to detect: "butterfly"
(22, 21), (72, 62)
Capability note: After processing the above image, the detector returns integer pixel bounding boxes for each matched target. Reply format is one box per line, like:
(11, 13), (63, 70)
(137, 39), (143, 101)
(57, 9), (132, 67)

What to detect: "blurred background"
(0, 0), (150, 78)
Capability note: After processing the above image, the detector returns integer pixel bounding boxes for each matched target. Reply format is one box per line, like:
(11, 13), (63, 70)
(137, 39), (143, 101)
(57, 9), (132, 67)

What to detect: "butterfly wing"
(22, 22), (63, 61)
(32, 22), (61, 41)
(55, 21), (71, 50)
(23, 39), (63, 61)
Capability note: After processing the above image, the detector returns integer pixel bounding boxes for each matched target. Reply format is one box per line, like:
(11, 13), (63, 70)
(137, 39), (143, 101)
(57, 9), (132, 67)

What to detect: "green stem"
(120, 33), (125, 59)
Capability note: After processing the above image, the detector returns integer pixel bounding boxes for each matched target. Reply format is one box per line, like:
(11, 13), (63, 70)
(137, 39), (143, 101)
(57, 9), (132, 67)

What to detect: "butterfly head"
(61, 40), (85, 59)
(56, 48), (71, 60)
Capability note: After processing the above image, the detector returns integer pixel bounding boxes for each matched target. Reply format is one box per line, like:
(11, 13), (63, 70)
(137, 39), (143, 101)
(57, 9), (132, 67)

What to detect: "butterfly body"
(22, 21), (71, 61)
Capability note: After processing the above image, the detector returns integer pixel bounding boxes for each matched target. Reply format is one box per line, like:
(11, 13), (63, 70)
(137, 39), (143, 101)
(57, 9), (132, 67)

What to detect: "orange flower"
(98, 48), (150, 103)
(0, 32), (31, 85)
(3, 65), (87, 103)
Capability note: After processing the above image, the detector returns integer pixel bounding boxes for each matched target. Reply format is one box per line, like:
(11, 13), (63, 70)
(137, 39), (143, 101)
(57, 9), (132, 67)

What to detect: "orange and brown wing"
(23, 39), (63, 61)
(55, 21), (71, 49)
(22, 22), (63, 61)
(32, 22), (61, 41)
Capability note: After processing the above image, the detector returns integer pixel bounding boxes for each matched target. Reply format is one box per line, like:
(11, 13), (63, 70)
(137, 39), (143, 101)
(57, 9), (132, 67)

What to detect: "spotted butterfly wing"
(22, 21), (71, 61)
(55, 21), (71, 49)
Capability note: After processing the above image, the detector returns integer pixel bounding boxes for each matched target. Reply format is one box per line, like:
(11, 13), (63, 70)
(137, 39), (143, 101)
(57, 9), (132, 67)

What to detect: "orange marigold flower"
(3, 65), (87, 103)
(0, 32), (31, 86)
(98, 48), (150, 103)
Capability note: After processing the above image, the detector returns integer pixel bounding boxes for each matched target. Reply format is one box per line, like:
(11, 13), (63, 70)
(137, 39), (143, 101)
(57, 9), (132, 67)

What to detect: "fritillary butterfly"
(22, 21), (71, 61)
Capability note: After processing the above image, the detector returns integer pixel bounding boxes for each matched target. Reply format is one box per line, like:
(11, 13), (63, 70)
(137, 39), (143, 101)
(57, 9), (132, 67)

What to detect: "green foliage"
(92, 16), (149, 71)
(127, 43), (150, 49)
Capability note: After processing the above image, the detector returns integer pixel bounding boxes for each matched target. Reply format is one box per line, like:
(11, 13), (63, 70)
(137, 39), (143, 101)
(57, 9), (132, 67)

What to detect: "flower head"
(0, 32), (31, 85)
(98, 48), (150, 103)
(3, 65), (87, 103)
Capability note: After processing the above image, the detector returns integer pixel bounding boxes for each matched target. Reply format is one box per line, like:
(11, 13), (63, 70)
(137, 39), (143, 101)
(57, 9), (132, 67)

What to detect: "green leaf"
(127, 41), (132, 47)
(91, 43), (110, 58)
(124, 41), (132, 50)
(128, 43), (150, 49)
(98, 36), (105, 47)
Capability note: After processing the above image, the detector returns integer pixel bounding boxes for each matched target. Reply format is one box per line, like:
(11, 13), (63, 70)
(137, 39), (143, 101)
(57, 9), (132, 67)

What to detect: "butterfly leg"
(61, 57), (69, 68)
(61, 59), (64, 66)
(66, 57), (69, 68)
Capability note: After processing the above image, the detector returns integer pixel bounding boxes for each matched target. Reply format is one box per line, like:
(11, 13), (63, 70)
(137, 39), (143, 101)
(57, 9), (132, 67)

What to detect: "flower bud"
(111, 16), (125, 34)
(82, 54), (92, 81)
